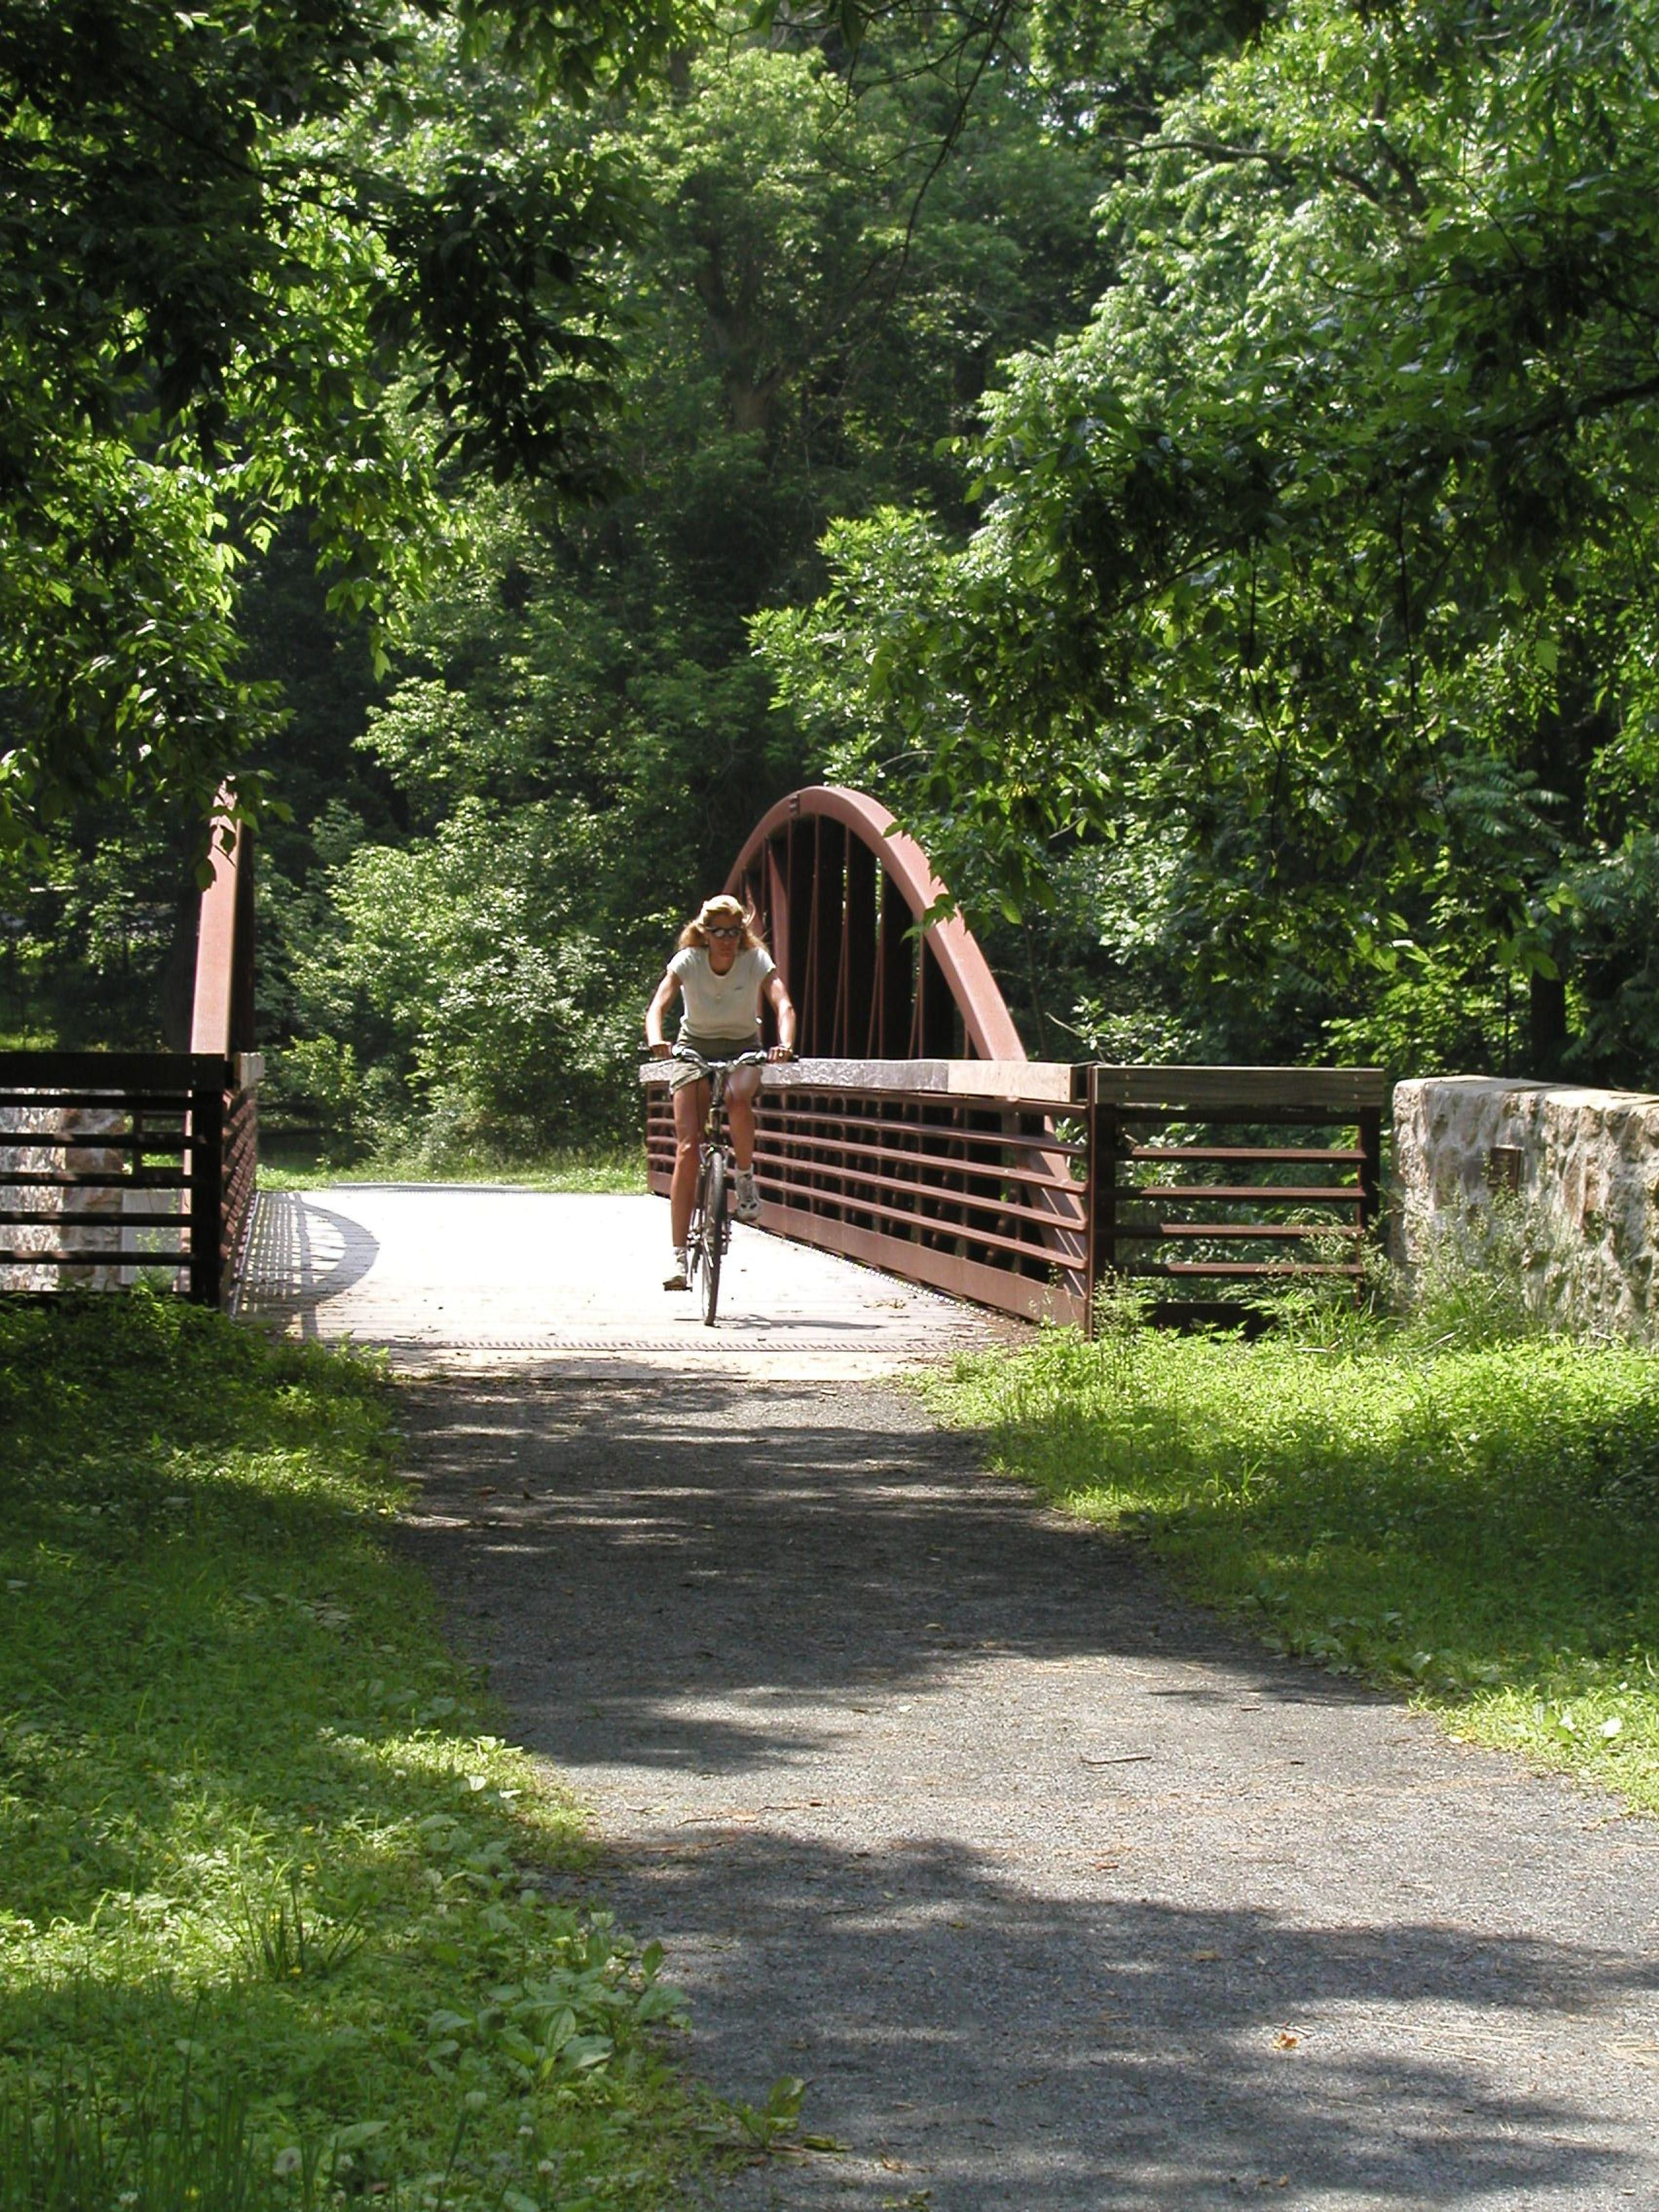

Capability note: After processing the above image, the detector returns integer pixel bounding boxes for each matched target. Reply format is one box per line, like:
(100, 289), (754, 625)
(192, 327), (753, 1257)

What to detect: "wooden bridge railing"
(644, 1058), (1386, 1331)
(1083, 1064), (1384, 1329)
(0, 1051), (262, 1308)
(648, 1058), (1088, 1322)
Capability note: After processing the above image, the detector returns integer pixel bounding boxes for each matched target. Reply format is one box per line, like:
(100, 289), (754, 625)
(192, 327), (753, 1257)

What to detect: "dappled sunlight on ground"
(400, 1375), (1659, 2212)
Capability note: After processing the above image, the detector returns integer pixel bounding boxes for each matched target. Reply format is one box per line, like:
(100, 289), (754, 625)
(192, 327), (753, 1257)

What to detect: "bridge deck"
(237, 1186), (1004, 1376)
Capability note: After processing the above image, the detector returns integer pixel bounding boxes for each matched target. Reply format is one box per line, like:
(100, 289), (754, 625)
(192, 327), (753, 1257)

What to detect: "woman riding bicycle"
(645, 894), (796, 1290)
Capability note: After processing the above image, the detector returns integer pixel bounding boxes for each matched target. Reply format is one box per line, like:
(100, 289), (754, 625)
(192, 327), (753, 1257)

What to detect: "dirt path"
(398, 1373), (1659, 2212)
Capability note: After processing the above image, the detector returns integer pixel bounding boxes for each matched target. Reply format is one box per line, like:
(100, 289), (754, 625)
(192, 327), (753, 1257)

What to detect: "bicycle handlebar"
(667, 1046), (776, 1073)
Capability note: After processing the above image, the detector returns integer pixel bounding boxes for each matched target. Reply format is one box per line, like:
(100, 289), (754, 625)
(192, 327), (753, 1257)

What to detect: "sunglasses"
(706, 924), (741, 938)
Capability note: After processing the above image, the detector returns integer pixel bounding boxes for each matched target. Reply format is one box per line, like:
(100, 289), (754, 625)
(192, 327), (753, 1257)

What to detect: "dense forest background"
(10, 0), (1659, 1163)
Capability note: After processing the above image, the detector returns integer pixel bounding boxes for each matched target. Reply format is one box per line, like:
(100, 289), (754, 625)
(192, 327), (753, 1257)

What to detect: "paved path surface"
(245, 1186), (1659, 2206)
(399, 1373), (1659, 2212)
(239, 1189), (999, 1377)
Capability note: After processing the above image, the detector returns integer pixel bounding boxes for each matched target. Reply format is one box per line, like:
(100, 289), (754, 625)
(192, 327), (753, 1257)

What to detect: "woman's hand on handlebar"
(766, 1044), (795, 1063)
(648, 1039), (671, 1059)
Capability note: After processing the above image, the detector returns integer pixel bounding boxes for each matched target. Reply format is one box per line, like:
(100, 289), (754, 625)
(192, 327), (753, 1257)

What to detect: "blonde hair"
(677, 893), (765, 954)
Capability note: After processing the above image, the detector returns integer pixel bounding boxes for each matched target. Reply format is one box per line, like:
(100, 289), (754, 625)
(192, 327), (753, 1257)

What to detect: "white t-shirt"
(669, 944), (775, 1038)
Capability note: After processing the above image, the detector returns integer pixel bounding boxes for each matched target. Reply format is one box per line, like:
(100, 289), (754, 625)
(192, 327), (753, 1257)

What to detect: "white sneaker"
(664, 1249), (689, 1290)
(735, 1172), (762, 1224)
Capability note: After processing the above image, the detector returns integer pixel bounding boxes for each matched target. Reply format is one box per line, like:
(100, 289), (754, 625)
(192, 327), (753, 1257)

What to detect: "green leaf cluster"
(760, 0), (1659, 1079)
(0, 0), (700, 854)
(245, 6), (1116, 1155)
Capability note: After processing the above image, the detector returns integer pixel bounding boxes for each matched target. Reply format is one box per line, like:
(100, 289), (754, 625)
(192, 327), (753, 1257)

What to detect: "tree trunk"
(1528, 969), (1568, 1078)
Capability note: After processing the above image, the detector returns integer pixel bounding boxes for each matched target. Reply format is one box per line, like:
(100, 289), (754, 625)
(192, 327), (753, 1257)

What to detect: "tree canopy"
(759, 0), (1659, 1076)
(0, 0), (696, 852)
(14, 0), (1659, 1151)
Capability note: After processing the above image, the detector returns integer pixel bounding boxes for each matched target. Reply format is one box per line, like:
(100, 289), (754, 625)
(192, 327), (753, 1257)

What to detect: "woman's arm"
(764, 968), (796, 1059)
(645, 969), (680, 1057)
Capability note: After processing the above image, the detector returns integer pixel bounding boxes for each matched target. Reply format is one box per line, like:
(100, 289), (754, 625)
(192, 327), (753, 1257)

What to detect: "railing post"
(217, 1058), (264, 1306)
(1084, 1065), (1119, 1338)
(1357, 1103), (1382, 1239)
(188, 1066), (225, 1307)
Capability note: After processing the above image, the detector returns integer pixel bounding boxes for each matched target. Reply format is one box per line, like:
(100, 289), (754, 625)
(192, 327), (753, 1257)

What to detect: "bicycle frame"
(671, 1046), (768, 1324)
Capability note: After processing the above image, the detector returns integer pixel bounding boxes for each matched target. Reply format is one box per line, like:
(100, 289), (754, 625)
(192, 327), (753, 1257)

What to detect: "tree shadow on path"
(398, 1375), (1659, 2212)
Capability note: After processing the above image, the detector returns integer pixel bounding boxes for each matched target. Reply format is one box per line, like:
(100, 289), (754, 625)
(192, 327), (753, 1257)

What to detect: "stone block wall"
(1392, 1075), (1659, 1337)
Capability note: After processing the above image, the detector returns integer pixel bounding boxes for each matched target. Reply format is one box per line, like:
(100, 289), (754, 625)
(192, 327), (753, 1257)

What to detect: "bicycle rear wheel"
(700, 1151), (726, 1325)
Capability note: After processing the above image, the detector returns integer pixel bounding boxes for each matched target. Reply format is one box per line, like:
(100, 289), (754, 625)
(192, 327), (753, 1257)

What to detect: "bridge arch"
(725, 786), (1025, 1062)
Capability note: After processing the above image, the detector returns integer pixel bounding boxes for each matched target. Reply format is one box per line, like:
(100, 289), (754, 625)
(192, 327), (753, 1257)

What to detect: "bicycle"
(672, 1045), (771, 1326)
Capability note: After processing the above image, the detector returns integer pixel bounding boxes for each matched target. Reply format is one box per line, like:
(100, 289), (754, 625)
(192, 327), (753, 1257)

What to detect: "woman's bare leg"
(671, 1080), (707, 1250)
(725, 1065), (760, 1172)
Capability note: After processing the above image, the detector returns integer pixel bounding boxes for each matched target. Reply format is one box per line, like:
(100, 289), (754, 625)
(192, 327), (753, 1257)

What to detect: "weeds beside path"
(257, 1146), (645, 1195)
(0, 1298), (715, 2210)
(925, 1319), (1659, 1818)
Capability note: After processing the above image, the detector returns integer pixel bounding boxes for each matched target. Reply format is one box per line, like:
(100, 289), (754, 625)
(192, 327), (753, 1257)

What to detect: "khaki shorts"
(664, 1032), (762, 1092)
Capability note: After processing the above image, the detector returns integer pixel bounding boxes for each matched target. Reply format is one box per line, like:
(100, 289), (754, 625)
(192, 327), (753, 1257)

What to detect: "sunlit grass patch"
(0, 1294), (716, 2208)
(257, 1145), (646, 1195)
(925, 1316), (1659, 1817)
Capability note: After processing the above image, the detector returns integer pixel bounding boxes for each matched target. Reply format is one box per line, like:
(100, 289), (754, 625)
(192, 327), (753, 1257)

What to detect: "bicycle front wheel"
(700, 1151), (726, 1325)
(683, 1154), (707, 1295)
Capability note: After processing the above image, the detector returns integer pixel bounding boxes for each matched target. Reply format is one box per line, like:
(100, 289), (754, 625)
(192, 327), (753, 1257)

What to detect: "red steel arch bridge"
(644, 785), (1384, 1330)
(0, 785), (1383, 1327)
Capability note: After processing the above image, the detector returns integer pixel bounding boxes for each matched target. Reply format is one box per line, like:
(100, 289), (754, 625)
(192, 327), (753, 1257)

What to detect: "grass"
(0, 1295), (737, 2209)
(257, 1146), (646, 1196)
(924, 1295), (1659, 1819)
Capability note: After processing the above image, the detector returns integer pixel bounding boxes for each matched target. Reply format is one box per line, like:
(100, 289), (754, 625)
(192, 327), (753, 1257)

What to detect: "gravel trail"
(398, 1374), (1659, 2212)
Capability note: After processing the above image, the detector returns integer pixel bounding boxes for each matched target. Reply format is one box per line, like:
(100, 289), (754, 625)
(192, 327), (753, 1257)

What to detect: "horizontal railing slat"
(1125, 1259), (1365, 1278)
(0, 1170), (189, 1190)
(0, 1210), (190, 1231)
(0, 1251), (183, 1269)
(1114, 1220), (1363, 1242)
(641, 1056), (1080, 1106)
(0, 1052), (232, 1086)
(1128, 1146), (1367, 1164)
(0, 1129), (191, 1153)
(1092, 1065), (1386, 1111)
(0, 1098), (194, 1120)
(1125, 1184), (1362, 1204)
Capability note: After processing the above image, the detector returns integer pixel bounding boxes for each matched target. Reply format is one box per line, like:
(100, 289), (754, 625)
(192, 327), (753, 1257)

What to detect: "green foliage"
(72, 0), (1659, 1093)
(284, 798), (648, 1159)
(716, 2075), (807, 2155)
(1404, 1197), (1553, 1351)
(249, 15), (1113, 1152)
(236, 1872), (372, 1986)
(0, 0), (704, 854)
(0, 1295), (718, 2208)
(928, 1316), (1659, 1814)
(0, 2073), (269, 2212)
(1559, 829), (1659, 1087)
(761, 0), (1659, 1081)
(256, 1145), (645, 1194)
